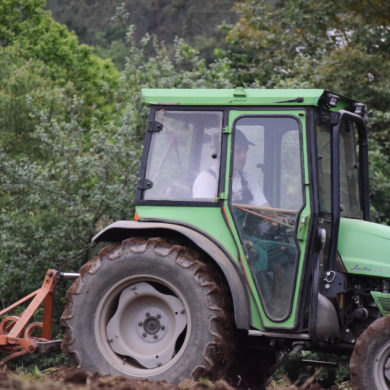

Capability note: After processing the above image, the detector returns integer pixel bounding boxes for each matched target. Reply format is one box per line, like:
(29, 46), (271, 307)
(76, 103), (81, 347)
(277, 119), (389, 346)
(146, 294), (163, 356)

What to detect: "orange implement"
(0, 269), (61, 364)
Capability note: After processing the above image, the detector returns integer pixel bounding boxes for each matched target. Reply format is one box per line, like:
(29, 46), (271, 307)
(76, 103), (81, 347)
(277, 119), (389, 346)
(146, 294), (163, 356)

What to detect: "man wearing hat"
(193, 129), (268, 207)
(230, 129), (268, 207)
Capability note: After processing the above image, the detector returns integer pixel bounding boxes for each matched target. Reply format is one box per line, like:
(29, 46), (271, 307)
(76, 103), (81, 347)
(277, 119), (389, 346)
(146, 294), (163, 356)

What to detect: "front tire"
(61, 237), (234, 383)
(350, 315), (390, 390)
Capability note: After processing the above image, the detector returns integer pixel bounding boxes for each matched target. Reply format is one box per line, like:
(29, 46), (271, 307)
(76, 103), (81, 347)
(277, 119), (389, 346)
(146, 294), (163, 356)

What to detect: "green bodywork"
(371, 291), (390, 316)
(338, 218), (390, 278)
(136, 206), (237, 257)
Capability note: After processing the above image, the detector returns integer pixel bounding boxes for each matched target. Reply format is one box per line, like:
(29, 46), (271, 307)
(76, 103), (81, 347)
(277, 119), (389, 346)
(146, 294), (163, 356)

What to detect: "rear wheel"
(61, 237), (234, 383)
(350, 315), (390, 390)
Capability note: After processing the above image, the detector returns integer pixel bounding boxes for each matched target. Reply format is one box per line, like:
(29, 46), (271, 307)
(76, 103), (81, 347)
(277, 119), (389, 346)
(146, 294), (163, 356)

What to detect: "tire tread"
(61, 236), (234, 380)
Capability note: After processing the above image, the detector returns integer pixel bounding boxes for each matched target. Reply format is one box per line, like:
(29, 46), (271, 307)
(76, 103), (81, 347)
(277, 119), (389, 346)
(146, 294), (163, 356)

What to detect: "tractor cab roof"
(142, 88), (355, 111)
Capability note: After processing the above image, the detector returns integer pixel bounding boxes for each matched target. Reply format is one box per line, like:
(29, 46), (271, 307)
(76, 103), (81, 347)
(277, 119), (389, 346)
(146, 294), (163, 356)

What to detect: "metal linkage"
(0, 269), (79, 364)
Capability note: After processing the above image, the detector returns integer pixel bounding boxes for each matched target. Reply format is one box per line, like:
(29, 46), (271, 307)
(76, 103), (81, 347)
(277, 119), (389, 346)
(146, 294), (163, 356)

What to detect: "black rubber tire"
(61, 237), (234, 383)
(350, 315), (390, 390)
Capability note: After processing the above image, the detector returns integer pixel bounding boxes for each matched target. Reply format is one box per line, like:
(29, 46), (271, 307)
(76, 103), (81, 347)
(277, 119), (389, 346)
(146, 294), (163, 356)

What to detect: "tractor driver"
(230, 129), (269, 207)
(192, 129), (269, 208)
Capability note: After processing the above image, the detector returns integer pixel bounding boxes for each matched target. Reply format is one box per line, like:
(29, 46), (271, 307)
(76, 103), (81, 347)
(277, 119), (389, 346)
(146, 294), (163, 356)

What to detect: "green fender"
(92, 220), (250, 329)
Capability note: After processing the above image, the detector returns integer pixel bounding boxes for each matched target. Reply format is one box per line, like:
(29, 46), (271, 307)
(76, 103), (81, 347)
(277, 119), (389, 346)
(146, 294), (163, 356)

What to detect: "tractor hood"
(338, 218), (390, 278)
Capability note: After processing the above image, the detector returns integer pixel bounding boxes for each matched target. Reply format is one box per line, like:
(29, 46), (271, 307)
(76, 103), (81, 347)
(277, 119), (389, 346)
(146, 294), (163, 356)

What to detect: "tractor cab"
(135, 88), (369, 329)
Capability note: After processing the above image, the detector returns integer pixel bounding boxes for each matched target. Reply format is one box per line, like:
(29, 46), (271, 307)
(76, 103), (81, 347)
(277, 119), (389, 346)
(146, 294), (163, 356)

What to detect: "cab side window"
(143, 110), (223, 201)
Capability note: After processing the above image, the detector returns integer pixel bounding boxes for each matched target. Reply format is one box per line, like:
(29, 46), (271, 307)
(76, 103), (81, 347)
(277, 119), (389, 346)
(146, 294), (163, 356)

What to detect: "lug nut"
(142, 333), (147, 338)
(138, 322), (143, 326)
(153, 335), (158, 340)
(146, 312), (150, 317)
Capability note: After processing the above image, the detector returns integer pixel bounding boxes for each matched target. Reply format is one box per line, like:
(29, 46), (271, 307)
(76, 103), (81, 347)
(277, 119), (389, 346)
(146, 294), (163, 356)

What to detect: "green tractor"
(62, 88), (390, 389)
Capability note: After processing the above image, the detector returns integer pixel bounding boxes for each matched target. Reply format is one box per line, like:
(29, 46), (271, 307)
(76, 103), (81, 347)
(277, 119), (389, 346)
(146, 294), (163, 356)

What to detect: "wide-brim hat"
(235, 129), (255, 147)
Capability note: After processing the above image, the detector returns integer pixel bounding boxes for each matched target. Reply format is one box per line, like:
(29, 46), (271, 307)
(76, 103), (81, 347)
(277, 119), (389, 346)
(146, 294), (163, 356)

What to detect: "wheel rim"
(95, 275), (190, 376)
(374, 340), (390, 389)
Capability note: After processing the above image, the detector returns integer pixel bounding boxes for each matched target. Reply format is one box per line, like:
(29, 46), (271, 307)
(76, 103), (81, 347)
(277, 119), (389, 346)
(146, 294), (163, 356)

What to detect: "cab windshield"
(143, 110), (223, 201)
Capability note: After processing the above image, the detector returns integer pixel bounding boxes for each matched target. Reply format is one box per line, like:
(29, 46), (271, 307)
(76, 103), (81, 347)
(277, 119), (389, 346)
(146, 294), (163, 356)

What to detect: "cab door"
(226, 110), (312, 329)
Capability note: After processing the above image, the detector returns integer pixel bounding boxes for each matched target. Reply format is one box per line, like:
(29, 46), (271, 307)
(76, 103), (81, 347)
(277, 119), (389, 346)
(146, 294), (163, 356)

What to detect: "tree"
(46, 0), (241, 66)
(0, 0), (120, 134)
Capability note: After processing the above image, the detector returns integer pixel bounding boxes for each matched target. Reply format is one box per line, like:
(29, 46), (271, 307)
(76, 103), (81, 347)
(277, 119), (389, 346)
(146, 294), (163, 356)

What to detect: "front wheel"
(350, 315), (390, 390)
(61, 237), (234, 383)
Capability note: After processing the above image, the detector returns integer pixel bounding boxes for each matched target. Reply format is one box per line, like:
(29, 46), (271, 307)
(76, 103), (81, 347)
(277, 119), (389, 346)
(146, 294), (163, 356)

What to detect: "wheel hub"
(135, 310), (168, 343)
(106, 282), (187, 369)
(144, 316), (160, 335)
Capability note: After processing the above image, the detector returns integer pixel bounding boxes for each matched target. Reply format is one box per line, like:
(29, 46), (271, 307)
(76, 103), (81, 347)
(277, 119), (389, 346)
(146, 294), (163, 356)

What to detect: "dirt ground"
(0, 366), (348, 390)
(0, 366), (232, 390)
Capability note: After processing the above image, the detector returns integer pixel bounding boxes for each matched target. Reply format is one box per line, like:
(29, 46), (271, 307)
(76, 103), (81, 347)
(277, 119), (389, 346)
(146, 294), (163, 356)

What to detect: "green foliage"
(46, 0), (240, 65)
(1, 0), (120, 128)
(227, 0), (390, 90)
(369, 140), (390, 225)
(277, 351), (350, 388)
(119, 26), (233, 139)
(0, 95), (139, 303)
(0, 46), (65, 156)
(0, 0), (46, 46)
(0, 1), (134, 369)
(0, 93), (139, 368)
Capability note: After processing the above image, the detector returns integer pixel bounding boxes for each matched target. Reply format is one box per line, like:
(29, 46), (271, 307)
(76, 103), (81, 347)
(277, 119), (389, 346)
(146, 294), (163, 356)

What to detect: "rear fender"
(92, 220), (250, 329)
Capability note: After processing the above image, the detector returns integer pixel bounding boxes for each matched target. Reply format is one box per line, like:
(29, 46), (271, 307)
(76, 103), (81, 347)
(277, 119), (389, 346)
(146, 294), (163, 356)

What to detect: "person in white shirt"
(192, 129), (268, 207)
(192, 166), (219, 199)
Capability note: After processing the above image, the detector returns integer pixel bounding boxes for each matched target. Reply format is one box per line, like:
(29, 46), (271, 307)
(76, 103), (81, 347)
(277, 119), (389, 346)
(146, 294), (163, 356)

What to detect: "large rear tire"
(350, 315), (390, 390)
(61, 237), (234, 383)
